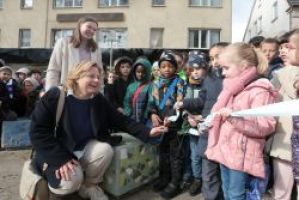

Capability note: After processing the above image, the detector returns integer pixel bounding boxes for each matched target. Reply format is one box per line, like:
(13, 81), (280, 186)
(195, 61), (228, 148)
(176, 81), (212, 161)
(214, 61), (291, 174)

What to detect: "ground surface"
(0, 150), (201, 200)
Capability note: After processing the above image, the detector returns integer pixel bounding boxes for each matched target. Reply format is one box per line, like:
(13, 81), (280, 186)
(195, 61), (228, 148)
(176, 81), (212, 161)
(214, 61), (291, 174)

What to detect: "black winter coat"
(30, 87), (150, 167)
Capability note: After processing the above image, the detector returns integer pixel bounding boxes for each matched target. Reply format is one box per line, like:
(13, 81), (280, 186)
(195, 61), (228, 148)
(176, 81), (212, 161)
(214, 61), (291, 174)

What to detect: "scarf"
(188, 76), (202, 85)
(208, 67), (258, 147)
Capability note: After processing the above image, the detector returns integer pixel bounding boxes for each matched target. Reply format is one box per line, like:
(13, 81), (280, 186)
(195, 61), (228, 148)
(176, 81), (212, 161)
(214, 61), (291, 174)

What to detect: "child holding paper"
(205, 43), (277, 200)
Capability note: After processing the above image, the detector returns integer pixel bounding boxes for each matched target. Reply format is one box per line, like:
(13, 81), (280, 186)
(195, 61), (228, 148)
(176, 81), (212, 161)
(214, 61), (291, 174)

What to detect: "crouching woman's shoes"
(78, 185), (108, 200)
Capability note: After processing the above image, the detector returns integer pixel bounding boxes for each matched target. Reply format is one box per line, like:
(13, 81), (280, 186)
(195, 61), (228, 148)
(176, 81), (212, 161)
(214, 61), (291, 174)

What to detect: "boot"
(152, 153), (171, 192)
(189, 180), (202, 196)
(160, 141), (183, 199)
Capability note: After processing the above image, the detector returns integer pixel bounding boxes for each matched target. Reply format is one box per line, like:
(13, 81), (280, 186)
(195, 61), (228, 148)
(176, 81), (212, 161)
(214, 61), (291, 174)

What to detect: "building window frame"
(152, 0), (165, 7)
(19, 29), (31, 48)
(272, 1), (278, 22)
(21, 0), (33, 9)
(98, 0), (129, 7)
(0, 0), (4, 9)
(54, 0), (83, 8)
(51, 29), (74, 47)
(188, 28), (220, 49)
(97, 28), (128, 48)
(189, 0), (222, 7)
(150, 28), (164, 48)
(258, 16), (262, 34)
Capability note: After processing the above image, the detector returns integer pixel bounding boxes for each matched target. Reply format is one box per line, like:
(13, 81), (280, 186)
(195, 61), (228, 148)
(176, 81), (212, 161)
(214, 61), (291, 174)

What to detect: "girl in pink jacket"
(205, 43), (277, 200)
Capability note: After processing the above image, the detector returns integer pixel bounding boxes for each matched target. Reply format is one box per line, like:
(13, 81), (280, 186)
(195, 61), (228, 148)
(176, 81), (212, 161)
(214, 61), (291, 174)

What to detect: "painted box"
(103, 133), (159, 197)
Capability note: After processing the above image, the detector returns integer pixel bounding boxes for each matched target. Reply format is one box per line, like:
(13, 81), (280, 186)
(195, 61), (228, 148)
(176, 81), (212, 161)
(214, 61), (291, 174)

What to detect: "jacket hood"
(245, 78), (278, 99)
(114, 56), (133, 76)
(132, 57), (152, 82)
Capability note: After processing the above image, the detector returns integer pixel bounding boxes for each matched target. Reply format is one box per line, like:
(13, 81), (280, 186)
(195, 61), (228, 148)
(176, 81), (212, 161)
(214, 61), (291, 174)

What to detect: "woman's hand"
(149, 126), (169, 137)
(216, 108), (232, 120)
(117, 107), (125, 114)
(151, 114), (162, 127)
(55, 159), (79, 181)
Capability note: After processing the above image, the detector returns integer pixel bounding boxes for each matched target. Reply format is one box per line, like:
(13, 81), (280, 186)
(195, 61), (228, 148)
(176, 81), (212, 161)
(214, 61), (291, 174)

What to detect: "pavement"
(0, 149), (202, 200)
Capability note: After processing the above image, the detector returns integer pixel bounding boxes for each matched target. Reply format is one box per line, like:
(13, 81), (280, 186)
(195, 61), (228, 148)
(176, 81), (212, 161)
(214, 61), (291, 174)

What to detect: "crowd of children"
(3, 28), (299, 200)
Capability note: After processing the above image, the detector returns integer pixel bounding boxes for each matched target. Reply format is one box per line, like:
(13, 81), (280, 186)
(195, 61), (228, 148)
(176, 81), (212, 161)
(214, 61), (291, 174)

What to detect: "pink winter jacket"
(206, 68), (277, 178)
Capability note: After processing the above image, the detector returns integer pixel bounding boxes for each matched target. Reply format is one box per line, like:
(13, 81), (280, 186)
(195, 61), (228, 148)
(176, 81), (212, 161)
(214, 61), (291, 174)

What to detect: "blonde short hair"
(64, 60), (101, 92)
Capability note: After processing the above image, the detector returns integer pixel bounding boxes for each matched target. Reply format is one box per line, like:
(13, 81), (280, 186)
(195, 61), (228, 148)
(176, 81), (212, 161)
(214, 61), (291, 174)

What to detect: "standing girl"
(46, 16), (103, 91)
(206, 43), (277, 200)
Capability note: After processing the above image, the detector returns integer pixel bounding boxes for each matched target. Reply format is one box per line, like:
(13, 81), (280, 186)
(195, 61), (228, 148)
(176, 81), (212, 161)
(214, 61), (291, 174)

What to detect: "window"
(152, 0), (165, 6)
(190, 0), (221, 7)
(150, 28), (164, 48)
(258, 16), (262, 34)
(98, 0), (128, 7)
(54, 0), (82, 8)
(19, 29), (31, 48)
(52, 29), (73, 46)
(272, 1), (278, 21)
(188, 29), (220, 49)
(97, 28), (128, 48)
(21, 0), (33, 8)
(0, 0), (4, 8)
(254, 20), (257, 34)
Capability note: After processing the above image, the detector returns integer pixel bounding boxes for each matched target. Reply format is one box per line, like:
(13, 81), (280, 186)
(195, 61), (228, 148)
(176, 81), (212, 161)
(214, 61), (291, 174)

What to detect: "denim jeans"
(220, 164), (248, 200)
(181, 135), (192, 182)
(190, 135), (202, 181)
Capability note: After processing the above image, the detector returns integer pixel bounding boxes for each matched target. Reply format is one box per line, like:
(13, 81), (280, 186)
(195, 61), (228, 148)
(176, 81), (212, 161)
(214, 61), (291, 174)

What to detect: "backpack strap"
(132, 84), (145, 109)
(54, 86), (65, 137)
(159, 78), (179, 110)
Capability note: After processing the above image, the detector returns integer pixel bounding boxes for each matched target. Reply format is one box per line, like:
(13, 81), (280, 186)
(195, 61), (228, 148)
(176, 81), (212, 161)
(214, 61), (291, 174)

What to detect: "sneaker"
(79, 185), (108, 200)
(189, 180), (201, 196)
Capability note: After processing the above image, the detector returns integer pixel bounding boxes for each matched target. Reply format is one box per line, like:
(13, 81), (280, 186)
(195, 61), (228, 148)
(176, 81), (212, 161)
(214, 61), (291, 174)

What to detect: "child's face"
(23, 80), (34, 94)
(209, 47), (225, 68)
(220, 55), (244, 79)
(190, 68), (205, 80)
(135, 65), (146, 81)
(17, 73), (27, 81)
(31, 73), (41, 81)
(0, 70), (12, 82)
(152, 67), (160, 78)
(119, 62), (132, 77)
(261, 42), (278, 62)
(279, 43), (290, 65)
(159, 61), (176, 78)
(287, 35), (299, 66)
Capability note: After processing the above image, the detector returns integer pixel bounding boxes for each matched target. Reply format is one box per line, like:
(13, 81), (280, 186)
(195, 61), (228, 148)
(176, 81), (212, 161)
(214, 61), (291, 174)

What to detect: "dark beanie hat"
(188, 51), (208, 70)
(158, 53), (178, 69)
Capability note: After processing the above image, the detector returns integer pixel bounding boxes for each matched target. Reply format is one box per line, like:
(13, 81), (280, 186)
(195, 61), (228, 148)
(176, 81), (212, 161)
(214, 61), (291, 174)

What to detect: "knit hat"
(158, 53), (178, 69)
(16, 67), (30, 75)
(0, 66), (13, 74)
(23, 77), (39, 90)
(188, 51), (208, 70)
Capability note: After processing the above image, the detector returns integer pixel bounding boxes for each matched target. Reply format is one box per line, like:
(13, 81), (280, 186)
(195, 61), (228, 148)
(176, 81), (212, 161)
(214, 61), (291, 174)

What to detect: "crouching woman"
(29, 60), (166, 200)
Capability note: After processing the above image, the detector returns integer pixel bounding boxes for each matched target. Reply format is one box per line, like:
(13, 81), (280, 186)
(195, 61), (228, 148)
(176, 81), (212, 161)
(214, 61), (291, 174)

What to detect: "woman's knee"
(48, 165), (84, 195)
(84, 141), (114, 164)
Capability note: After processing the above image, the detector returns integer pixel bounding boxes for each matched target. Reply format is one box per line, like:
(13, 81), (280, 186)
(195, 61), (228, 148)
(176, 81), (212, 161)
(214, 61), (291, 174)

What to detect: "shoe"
(180, 180), (192, 191)
(152, 178), (169, 192)
(160, 183), (180, 199)
(79, 185), (108, 200)
(189, 180), (201, 196)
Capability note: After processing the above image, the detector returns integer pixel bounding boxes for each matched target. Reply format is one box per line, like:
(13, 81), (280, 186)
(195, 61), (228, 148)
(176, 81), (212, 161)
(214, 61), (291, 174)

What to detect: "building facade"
(0, 0), (232, 49)
(243, 0), (299, 42)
